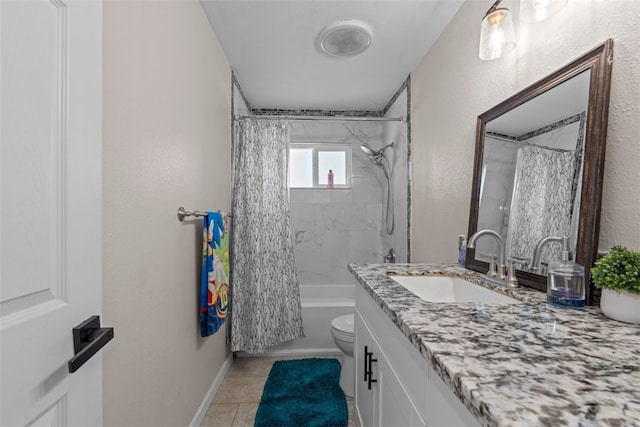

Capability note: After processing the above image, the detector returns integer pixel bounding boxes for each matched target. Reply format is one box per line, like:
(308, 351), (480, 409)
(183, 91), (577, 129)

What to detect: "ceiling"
(200, 0), (464, 111)
(487, 70), (591, 136)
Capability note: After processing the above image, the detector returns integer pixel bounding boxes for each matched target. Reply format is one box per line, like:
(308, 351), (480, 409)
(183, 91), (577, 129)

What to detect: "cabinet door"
(355, 309), (380, 427)
(379, 354), (426, 427)
(427, 366), (480, 427)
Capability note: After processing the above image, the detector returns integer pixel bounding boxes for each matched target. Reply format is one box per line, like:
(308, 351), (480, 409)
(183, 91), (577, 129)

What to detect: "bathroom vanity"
(349, 263), (640, 427)
(355, 278), (479, 427)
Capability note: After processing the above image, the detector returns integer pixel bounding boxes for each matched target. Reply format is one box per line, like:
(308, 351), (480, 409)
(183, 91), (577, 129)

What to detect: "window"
(289, 143), (352, 188)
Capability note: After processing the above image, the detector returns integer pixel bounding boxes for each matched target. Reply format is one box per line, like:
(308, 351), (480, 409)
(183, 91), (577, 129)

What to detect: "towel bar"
(177, 206), (232, 222)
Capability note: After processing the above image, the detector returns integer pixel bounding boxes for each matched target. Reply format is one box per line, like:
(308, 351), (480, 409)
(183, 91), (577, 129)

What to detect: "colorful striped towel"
(200, 212), (230, 337)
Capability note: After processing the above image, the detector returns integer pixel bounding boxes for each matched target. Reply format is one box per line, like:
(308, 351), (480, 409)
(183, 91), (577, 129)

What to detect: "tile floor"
(200, 355), (356, 427)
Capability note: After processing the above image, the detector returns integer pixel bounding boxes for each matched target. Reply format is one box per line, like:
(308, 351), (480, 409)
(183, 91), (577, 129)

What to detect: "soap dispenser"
(547, 237), (585, 309)
(458, 235), (467, 267)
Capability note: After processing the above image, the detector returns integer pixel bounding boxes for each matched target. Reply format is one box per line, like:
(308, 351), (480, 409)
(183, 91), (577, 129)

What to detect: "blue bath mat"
(254, 358), (348, 427)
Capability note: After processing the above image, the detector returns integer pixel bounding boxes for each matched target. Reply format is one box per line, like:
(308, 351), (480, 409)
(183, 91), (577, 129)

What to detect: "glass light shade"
(479, 7), (516, 60)
(520, 0), (568, 23)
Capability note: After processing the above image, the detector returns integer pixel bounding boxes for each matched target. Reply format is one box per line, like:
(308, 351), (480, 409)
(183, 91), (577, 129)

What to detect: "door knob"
(68, 315), (114, 373)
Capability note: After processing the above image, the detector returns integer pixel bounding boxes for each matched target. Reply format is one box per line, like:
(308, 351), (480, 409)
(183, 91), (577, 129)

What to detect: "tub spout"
(384, 248), (396, 263)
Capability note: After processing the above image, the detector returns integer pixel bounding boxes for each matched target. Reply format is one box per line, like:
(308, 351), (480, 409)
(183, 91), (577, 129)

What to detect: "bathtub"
(243, 283), (355, 356)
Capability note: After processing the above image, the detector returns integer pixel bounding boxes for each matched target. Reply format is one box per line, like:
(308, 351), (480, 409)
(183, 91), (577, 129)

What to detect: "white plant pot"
(600, 288), (640, 324)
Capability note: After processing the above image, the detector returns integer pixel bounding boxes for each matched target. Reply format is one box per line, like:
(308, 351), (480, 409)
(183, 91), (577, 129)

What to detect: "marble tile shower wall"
(289, 121), (387, 285)
(382, 89), (409, 263)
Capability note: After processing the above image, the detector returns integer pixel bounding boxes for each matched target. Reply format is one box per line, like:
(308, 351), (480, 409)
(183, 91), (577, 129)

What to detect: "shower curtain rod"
(234, 115), (406, 123)
(486, 134), (574, 153)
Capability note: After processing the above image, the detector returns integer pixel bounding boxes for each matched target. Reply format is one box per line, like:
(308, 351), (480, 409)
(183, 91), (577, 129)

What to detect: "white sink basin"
(389, 275), (520, 304)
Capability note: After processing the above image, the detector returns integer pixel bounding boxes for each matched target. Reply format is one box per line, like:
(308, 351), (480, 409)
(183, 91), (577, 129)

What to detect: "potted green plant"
(591, 246), (640, 324)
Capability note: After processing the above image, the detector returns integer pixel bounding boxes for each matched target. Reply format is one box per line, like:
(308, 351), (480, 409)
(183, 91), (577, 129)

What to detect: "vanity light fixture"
(520, 0), (568, 23)
(478, 0), (516, 61)
(316, 20), (373, 57)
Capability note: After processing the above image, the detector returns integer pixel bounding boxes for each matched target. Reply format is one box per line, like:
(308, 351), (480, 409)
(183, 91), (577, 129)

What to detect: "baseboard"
(189, 352), (234, 427)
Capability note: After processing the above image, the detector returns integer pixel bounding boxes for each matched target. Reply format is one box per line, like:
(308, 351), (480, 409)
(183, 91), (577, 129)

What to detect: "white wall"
(411, 0), (640, 262)
(102, 1), (232, 425)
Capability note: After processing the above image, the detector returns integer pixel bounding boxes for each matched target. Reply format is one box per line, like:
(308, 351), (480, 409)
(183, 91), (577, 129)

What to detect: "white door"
(0, 0), (103, 426)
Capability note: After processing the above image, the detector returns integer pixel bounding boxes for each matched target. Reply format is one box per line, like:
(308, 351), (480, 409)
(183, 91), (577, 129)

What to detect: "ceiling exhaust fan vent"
(316, 20), (373, 57)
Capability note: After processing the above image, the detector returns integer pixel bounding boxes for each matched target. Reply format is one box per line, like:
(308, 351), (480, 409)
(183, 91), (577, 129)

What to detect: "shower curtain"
(507, 146), (576, 264)
(230, 119), (304, 353)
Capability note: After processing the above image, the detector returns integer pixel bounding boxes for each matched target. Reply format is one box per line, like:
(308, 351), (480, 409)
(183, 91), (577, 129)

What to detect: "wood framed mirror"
(465, 39), (613, 305)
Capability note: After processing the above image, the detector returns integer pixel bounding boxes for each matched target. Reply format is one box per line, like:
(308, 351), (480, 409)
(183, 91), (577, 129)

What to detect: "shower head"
(360, 142), (393, 166)
(360, 142), (396, 235)
(361, 144), (383, 167)
(360, 144), (376, 157)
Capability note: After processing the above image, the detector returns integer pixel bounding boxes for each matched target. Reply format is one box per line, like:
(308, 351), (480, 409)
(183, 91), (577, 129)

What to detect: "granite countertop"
(348, 263), (640, 427)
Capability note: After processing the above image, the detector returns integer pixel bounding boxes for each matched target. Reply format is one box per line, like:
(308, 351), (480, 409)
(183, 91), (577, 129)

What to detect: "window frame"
(289, 142), (352, 189)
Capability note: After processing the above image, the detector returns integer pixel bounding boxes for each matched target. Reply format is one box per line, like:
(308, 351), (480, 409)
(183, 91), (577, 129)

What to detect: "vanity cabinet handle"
(364, 345), (370, 382)
(363, 345), (378, 389)
(366, 348), (377, 390)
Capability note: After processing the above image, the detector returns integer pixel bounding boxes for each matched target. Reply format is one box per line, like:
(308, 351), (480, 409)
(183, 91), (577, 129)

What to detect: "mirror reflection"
(467, 40), (612, 301)
(474, 70), (591, 275)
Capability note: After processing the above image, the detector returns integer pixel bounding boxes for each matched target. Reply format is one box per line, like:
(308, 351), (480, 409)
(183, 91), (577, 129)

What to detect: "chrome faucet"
(467, 229), (506, 279)
(531, 236), (564, 273)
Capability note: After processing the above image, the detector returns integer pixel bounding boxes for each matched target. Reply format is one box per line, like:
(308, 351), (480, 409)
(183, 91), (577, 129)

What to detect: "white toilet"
(330, 313), (355, 397)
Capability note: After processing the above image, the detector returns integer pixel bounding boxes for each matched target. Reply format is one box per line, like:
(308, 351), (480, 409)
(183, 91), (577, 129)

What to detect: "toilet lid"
(331, 314), (354, 334)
